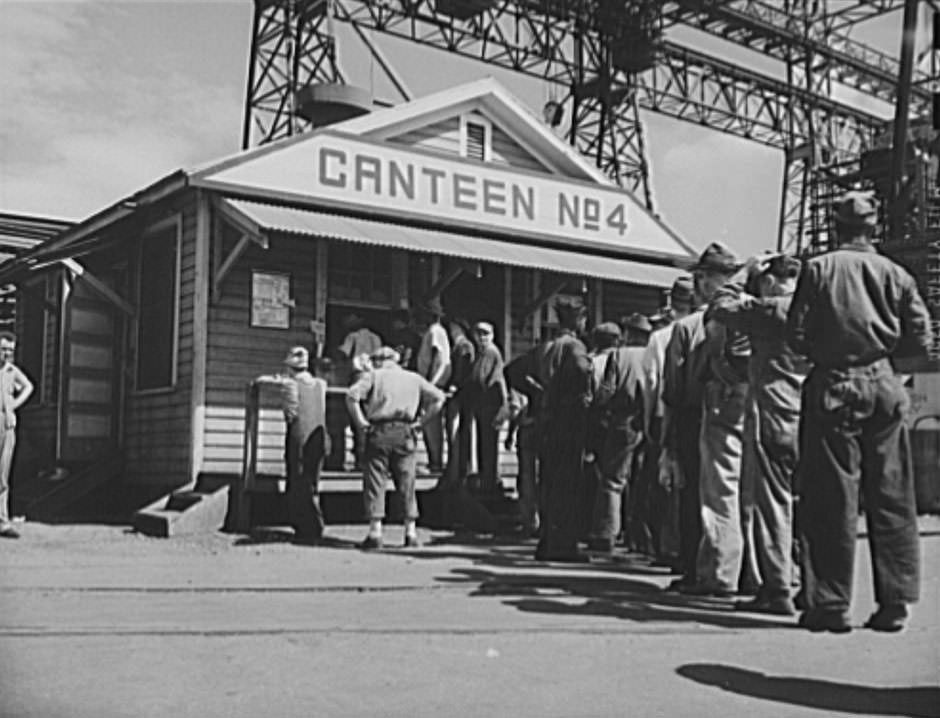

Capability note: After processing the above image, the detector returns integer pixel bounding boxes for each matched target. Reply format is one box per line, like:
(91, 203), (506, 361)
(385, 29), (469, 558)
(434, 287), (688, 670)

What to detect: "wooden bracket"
(422, 260), (480, 303)
(212, 233), (254, 304)
(60, 258), (135, 317)
(520, 277), (567, 321)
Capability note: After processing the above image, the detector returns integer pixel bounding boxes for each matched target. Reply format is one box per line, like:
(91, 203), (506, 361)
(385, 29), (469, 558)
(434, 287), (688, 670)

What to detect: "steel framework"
(241, 0), (938, 251)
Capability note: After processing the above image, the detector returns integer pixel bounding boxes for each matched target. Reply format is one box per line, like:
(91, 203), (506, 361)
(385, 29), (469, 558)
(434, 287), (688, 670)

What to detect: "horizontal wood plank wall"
(123, 193), (197, 489)
(387, 117), (460, 156)
(202, 228), (318, 476)
(489, 124), (549, 173)
(600, 281), (663, 324)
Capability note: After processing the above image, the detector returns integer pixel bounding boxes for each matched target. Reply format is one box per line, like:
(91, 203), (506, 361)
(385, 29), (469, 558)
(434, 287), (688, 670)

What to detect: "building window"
(460, 114), (491, 162)
(328, 242), (391, 306)
(135, 219), (179, 392)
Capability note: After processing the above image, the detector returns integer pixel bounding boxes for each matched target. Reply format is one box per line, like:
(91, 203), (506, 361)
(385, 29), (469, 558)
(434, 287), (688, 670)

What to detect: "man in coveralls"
(786, 191), (933, 633)
(662, 244), (739, 591)
(586, 316), (647, 554)
(535, 298), (594, 562)
(346, 347), (446, 549)
(709, 254), (808, 615)
(282, 347), (330, 542)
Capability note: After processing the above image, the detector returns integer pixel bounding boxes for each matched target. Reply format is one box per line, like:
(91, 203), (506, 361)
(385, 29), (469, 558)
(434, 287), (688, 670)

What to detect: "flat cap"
(593, 321), (622, 339)
(370, 346), (401, 364)
(621, 312), (653, 335)
(284, 346), (309, 370)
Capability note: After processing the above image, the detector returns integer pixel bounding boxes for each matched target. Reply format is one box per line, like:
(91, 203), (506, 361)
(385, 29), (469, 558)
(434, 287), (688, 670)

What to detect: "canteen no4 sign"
(203, 132), (674, 257)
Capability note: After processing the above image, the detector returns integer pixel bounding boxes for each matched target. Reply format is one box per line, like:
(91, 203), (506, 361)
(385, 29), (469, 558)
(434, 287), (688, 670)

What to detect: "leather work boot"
(798, 608), (852, 634)
(864, 603), (909, 633)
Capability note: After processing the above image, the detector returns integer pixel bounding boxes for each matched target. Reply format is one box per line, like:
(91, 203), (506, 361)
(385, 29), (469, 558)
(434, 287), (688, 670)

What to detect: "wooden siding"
(202, 227), (319, 476)
(601, 280), (663, 323)
(387, 116), (461, 156)
(388, 111), (551, 174)
(489, 123), (550, 173)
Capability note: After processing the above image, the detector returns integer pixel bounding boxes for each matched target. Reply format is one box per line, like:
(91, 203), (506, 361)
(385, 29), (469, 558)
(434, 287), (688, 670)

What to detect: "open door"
(57, 273), (124, 462)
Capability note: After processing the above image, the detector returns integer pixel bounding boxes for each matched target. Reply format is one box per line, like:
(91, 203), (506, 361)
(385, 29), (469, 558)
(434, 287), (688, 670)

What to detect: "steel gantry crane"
(240, 0), (939, 255)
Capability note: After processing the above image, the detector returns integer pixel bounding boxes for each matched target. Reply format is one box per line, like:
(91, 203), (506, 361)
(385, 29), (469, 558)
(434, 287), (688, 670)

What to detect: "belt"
(369, 417), (415, 426)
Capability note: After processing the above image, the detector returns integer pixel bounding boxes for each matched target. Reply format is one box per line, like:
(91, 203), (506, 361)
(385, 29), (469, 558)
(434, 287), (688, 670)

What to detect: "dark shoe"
(864, 603), (908, 633)
(403, 534), (422, 549)
(679, 583), (735, 598)
(586, 538), (614, 554)
(798, 608), (852, 633)
(664, 577), (694, 593)
(0, 527), (19, 539)
(359, 535), (384, 551)
(735, 596), (796, 616)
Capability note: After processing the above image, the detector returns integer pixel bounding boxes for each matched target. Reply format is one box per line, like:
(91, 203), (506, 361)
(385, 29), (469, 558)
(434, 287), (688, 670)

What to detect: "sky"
(0, 0), (919, 260)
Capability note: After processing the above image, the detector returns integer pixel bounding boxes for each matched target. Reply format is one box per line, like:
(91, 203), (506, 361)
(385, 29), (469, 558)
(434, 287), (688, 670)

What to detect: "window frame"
(133, 214), (181, 395)
(459, 113), (492, 162)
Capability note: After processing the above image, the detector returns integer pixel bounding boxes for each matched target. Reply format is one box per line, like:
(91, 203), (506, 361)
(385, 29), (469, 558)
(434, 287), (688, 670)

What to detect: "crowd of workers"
(278, 190), (933, 634)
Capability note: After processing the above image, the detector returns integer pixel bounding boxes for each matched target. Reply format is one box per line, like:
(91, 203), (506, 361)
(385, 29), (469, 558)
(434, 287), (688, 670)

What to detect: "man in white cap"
(282, 346), (329, 542)
(346, 346), (446, 549)
(786, 190), (932, 633)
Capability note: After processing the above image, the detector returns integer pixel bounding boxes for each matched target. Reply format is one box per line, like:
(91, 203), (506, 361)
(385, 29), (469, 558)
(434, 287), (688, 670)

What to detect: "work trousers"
(741, 397), (800, 600)
(590, 419), (642, 545)
(538, 411), (588, 555)
(0, 426), (14, 529)
(643, 436), (680, 560)
(673, 408), (703, 581)
(798, 361), (919, 612)
(363, 422), (419, 522)
(443, 399), (472, 488)
(696, 380), (748, 591)
(285, 427), (326, 539)
(473, 403), (501, 492)
(516, 423), (539, 532)
(422, 411), (445, 472)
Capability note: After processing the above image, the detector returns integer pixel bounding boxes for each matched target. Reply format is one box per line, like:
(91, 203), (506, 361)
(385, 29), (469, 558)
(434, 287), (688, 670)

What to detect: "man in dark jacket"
(282, 346), (330, 542)
(786, 191), (933, 633)
(465, 321), (508, 494)
(535, 299), (593, 562)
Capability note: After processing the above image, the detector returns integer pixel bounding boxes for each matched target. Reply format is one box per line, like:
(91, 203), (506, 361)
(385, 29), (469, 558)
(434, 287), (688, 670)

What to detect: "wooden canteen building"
(0, 79), (693, 533)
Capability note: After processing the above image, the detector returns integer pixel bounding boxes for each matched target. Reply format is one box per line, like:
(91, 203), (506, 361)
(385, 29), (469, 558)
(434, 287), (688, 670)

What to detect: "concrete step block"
(133, 484), (230, 538)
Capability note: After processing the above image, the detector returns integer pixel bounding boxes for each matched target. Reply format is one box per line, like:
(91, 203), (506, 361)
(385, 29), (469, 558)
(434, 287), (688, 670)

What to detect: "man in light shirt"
(415, 298), (451, 473)
(0, 331), (34, 539)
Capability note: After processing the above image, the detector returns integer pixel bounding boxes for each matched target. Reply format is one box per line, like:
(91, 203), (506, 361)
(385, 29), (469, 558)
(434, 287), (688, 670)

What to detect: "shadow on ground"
(677, 664), (940, 718)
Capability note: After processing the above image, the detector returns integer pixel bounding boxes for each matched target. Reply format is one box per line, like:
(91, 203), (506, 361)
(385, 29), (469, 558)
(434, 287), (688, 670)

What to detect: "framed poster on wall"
(251, 270), (292, 329)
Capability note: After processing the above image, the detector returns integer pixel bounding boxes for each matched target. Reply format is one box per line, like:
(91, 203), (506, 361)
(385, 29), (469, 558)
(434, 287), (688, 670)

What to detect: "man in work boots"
(586, 314), (648, 554)
(786, 191), (932, 633)
(347, 347), (446, 549)
(282, 346), (330, 543)
(535, 298), (594, 562)
(708, 253), (808, 615)
(662, 244), (739, 593)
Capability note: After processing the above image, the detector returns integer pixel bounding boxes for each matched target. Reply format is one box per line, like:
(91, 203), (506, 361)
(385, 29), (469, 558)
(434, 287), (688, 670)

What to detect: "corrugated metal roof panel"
(225, 200), (683, 288)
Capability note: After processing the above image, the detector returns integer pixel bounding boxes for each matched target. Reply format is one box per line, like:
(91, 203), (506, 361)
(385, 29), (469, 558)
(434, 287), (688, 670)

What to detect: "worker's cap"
(833, 191), (878, 227)
(554, 297), (587, 319)
(670, 275), (694, 304)
(689, 242), (741, 274)
(593, 322), (622, 340)
(370, 346), (401, 364)
(473, 321), (495, 336)
(284, 346), (309, 370)
(621, 312), (653, 335)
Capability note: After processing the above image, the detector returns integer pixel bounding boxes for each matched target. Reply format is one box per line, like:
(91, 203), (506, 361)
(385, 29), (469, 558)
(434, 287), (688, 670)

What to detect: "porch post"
(189, 189), (211, 486)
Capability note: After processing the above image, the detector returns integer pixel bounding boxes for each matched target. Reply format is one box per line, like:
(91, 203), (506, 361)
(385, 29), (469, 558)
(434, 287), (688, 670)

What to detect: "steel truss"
(243, 0), (925, 251)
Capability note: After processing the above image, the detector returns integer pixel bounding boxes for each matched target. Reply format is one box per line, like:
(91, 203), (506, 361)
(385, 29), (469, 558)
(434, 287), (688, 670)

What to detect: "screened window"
(328, 243), (392, 306)
(136, 223), (179, 391)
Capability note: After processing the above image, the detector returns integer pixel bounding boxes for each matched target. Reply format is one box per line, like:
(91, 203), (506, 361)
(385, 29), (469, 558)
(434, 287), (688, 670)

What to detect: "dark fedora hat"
(690, 242), (741, 274)
(554, 296), (587, 318)
(621, 312), (653, 335)
(670, 275), (694, 304)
